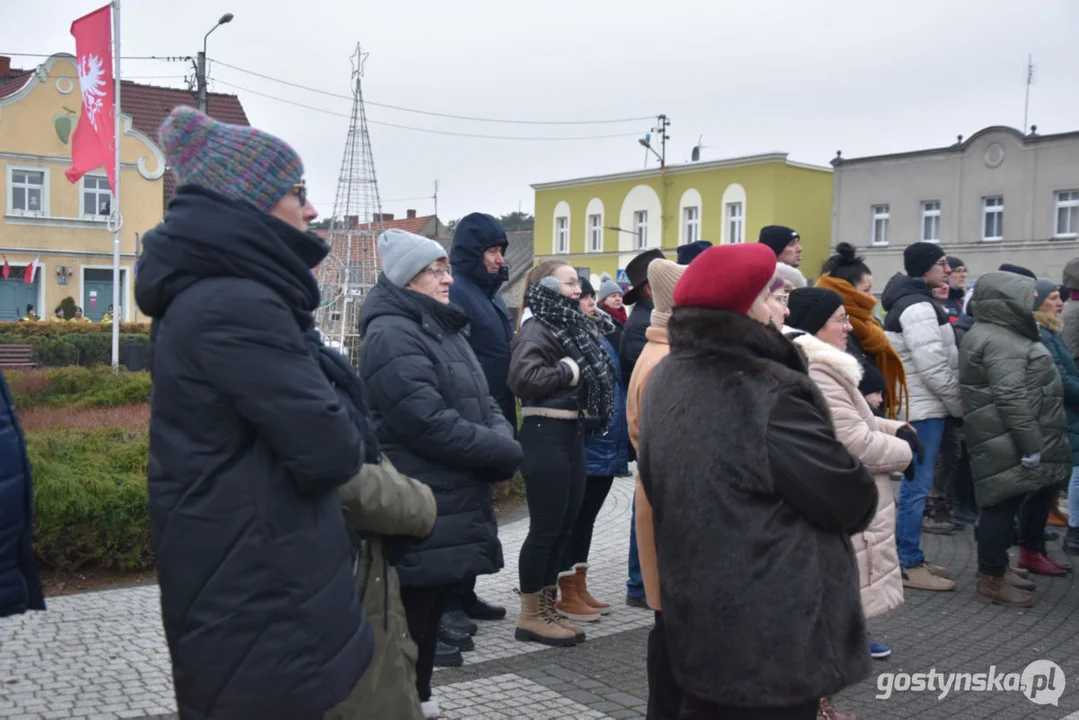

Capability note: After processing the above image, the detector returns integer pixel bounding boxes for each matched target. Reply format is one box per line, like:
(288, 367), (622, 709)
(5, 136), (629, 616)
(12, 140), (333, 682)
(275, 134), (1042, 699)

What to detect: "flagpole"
(1023, 53), (1033, 134)
(111, 0), (121, 371)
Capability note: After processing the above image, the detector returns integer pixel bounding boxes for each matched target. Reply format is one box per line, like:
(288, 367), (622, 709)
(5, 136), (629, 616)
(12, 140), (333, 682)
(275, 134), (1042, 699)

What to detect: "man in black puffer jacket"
(135, 107), (373, 720)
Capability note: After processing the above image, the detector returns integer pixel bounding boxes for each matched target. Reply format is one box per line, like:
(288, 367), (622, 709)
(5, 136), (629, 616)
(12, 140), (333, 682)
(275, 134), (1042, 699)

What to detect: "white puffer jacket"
(793, 332), (911, 620)
(881, 275), (963, 422)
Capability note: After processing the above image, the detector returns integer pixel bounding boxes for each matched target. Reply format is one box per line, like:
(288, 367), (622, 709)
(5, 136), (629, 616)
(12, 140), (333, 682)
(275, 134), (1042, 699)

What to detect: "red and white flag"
(24, 257), (40, 284)
(1, 255), (9, 281)
(65, 4), (116, 191)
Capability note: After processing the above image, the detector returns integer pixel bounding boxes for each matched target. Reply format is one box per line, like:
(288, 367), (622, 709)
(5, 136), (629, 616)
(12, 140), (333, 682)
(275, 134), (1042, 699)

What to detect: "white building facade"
(831, 126), (1079, 286)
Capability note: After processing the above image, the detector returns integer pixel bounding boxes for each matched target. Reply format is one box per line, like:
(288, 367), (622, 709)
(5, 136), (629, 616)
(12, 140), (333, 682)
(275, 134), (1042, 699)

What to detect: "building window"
(82, 175), (112, 218)
(555, 216), (569, 254)
(683, 206), (700, 244)
(588, 214), (603, 252)
(726, 202), (744, 244)
(921, 201), (941, 242)
(1055, 191), (1078, 238)
(982, 196), (1004, 241)
(8, 167), (47, 216)
(871, 204), (890, 245)
(634, 210), (648, 250)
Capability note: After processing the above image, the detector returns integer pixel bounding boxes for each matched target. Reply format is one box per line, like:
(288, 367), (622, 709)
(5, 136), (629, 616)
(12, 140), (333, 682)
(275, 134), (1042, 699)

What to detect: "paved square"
(3, 475), (1079, 718)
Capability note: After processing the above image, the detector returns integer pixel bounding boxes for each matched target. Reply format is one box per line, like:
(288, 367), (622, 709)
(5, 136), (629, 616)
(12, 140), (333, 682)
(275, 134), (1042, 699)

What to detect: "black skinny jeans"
(561, 475), (614, 572)
(978, 484), (1056, 576)
(399, 584), (453, 702)
(647, 611), (683, 720)
(518, 416), (586, 594)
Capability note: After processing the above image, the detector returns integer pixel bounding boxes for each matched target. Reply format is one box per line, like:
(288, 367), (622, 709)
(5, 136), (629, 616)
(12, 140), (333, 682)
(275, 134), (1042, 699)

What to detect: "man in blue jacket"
(443, 212), (515, 638)
(0, 367), (45, 620)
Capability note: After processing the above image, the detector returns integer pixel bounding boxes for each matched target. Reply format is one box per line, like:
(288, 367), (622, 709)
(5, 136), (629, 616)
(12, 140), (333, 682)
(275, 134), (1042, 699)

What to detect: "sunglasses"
(290, 181), (307, 207)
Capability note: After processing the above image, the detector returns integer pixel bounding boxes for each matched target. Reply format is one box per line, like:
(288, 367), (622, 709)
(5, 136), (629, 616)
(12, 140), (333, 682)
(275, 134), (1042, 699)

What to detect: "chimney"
(0, 57), (10, 78)
(407, 209), (417, 219)
(374, 212), (394, 222)
(346, 215), (358, 227)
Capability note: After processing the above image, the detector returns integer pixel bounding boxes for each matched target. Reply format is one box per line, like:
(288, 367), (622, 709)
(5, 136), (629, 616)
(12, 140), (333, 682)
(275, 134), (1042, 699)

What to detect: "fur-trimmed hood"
(669, 306), (806, 375)
(791, 332), (864, 390)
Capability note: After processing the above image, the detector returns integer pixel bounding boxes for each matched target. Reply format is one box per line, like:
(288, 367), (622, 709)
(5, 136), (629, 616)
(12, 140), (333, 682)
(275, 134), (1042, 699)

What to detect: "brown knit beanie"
(647, 259), (685, 329)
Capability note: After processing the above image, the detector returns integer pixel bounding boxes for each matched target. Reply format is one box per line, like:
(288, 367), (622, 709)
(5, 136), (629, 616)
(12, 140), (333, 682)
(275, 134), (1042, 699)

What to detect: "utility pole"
(433, 179), (439, 220)
(657, 114), (670, 168)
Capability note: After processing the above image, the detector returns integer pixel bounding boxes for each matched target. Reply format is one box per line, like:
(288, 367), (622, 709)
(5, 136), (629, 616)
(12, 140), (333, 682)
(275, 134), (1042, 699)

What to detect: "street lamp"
(198, 13), (234, 112)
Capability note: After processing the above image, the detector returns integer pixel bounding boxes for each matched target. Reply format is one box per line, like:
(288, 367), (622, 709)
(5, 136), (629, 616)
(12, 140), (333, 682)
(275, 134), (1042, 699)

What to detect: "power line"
(1, 51), (188, 61)
(209, 78), (642, 141)
(209, 58), (652, 126)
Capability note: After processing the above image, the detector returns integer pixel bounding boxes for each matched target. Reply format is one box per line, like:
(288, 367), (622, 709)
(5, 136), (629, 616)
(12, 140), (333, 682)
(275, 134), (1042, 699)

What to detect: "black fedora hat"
(623, 248), (667, 306)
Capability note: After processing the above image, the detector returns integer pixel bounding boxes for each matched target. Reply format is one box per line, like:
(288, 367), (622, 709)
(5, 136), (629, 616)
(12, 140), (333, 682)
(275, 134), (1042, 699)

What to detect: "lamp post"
(197, 13), (233, 113)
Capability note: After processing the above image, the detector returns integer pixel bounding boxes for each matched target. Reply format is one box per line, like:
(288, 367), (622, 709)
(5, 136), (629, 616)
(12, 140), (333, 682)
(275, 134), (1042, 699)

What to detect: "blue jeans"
(1069, 467), (1079, 529)
(627, 498), (644, 598)
(896, 418), (947, 569)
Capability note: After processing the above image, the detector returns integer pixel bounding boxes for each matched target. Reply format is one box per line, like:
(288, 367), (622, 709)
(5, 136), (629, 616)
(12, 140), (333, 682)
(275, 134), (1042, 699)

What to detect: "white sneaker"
(421, 698), (441, 719)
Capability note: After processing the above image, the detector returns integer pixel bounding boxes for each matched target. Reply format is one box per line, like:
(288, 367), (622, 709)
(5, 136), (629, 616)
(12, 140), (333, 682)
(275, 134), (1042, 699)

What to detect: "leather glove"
(903, 460), (916, 482)
(896, 425), (924, 464)
(1021, 452), (1042, 469)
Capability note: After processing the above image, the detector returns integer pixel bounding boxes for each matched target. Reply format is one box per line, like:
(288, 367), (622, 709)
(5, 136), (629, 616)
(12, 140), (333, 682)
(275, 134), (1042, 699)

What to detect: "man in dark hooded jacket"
(442, 213), (514, 637)
(135, 106), (373, 719)
(0, 367), (44, 620)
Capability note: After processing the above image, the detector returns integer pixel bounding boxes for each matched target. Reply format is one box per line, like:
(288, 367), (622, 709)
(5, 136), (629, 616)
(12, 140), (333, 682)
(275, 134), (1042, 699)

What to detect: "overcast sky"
(4, 0), (1075, 226)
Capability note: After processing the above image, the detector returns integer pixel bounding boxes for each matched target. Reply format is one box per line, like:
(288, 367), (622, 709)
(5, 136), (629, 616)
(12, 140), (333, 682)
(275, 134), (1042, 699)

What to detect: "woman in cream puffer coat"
(786, 289), (914, 620)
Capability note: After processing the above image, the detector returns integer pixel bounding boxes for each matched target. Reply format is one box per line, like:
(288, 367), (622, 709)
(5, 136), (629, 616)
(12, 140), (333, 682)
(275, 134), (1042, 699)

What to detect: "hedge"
(7, 366), (152, 409)
(0, 332), (150, 367)
(28, 428), (153, 571)
(0, 321), (151, 336)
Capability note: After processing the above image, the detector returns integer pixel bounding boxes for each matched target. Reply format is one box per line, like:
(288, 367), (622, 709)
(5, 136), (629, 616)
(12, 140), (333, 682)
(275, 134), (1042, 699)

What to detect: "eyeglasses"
(562, 279), (582, 289)
(290, 181), (307, 207)
(831, 313), (852, 327)
(421, 266), (452, 279)
(934, 258), (950, 269)
(771, 292), (790, 306)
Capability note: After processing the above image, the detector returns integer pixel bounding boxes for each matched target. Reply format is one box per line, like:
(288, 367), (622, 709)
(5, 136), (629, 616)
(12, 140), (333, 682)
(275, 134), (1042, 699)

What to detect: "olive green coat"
(325, 456), (437, 720)
(958, 271), (1071, 508)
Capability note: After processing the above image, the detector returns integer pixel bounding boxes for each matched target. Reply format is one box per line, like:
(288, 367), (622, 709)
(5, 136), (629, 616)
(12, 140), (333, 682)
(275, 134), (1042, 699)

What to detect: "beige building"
(831, 125), (1079, 285)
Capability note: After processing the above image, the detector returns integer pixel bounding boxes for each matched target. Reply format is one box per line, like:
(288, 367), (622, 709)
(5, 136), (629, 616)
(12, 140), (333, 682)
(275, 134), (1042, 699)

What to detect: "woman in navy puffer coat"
(556, 277), (630, 621)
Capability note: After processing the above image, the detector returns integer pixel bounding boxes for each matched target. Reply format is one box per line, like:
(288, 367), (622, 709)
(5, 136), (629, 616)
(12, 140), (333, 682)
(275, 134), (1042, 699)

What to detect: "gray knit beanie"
(1034, 277), (1058, 310)
(379, 229), (448, 287)
(597, 273), (622, 303)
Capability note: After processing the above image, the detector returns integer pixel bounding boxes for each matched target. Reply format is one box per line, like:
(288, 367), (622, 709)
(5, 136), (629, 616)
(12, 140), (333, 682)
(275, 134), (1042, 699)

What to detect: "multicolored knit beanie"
(158, 106), (303, 213)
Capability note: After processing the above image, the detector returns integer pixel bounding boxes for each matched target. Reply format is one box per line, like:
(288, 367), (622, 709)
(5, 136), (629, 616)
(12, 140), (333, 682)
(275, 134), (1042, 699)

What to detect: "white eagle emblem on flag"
(77, 53), (107, 131)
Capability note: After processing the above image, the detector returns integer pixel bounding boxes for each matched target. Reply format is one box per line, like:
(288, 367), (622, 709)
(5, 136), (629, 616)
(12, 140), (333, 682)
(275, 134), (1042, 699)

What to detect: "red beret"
(673, 243), (778, 314)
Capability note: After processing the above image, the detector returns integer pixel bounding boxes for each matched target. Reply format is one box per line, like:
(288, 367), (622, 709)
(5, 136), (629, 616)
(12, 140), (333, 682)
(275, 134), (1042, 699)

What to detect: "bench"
(0, 344), (36, 370)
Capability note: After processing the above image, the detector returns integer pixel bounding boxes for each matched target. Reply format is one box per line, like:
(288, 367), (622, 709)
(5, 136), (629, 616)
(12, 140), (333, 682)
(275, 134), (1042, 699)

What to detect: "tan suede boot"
(544, 586), (586, 642)
(976, 574), (1034, 608)
(555, 574), (601, 622)
(514, 591), (577, 647)
(575, 565), (611, 615)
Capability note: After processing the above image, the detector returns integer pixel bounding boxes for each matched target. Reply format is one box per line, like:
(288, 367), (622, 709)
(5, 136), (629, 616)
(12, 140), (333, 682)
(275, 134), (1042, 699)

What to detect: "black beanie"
(759, 225), (799, 257)
(579, 275), (595, 298)
(904, 242), (946, 278)
(787, 288), (844, 335)
(946, 256), (965, 271)
(858, 364), (887, 397)
(999, 263), (1036, 279)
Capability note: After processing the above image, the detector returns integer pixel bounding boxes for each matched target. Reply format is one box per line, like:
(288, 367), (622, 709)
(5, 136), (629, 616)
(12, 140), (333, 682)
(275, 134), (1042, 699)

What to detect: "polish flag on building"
(24, 257), (40, 284)
(65, 5), (116, 191)
(2, 255), (10, 280)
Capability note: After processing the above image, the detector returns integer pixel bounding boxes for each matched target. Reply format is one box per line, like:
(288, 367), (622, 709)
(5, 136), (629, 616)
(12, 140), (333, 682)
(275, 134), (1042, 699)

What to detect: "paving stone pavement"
(3, 476), (1079, 719)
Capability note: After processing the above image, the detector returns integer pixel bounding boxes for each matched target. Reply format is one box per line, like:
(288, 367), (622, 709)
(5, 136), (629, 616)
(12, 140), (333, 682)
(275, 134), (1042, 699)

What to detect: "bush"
(58, 296), (77, 320)
(0, 320), (151, 336)
(0, 332), (150, 367)
(7, 366), (152, 408)
(28, 428), (153, 571)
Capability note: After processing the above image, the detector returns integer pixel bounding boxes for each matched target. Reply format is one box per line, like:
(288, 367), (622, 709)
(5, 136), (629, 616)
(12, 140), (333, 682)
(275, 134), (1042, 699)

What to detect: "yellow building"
(531, 153), (833, 286)
(0, 54), (169, 322)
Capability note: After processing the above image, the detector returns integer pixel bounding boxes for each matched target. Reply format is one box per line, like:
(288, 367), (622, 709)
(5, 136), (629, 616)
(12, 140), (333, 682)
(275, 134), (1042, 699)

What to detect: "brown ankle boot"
(556, 574), (601, 622)
(575, 565), (611, 615)
(817, 697), (855, 720)
(1004, 566), (1036, 590)
(977, 574), (1034, 608)
(544, 586), (586, 642)
(514, 591), (577, 647)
